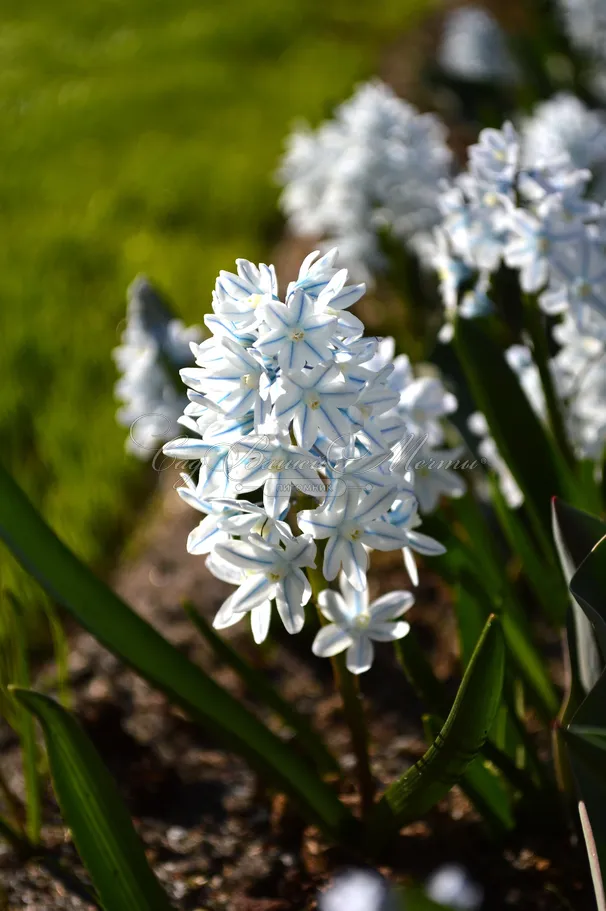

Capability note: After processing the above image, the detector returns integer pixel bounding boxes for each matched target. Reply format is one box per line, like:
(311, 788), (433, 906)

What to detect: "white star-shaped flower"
(255, 289), (337, 371)
(272, 365), (359, 451)
(312, 573), (414, 674)
(298, 486), (406, 590)
(213, 534), (316, 639)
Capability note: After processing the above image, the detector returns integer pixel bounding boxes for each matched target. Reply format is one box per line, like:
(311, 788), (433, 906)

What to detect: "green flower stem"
(308, 564), (375, 819)
(523, 295), (576, 470)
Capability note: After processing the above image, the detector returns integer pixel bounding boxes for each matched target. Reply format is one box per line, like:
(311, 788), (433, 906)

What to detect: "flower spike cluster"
(434, 118), (606, 503)
(164, 250), (455, 671)
(430, 119), (606, 339)
(113, 276), (201, 459)
(278, 81), (452, 281)
(438, 6), (519, 86)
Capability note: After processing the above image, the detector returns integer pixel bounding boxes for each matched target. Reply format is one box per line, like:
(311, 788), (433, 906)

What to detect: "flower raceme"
(164, 249), (454, 672)
(114, 276), (201, 459)
(430, 118), (606, 501)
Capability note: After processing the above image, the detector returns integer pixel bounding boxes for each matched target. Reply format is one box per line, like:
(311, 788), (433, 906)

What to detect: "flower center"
(353, 613), (370, 630)
(269, 457), (287, 472)
(306, 395), (321, 410)
(289, 328), (305, 342)
(267, 570), (283, 583)
(349, 527), (362, 541)
(241, 373), (256, 388)
(253, 516), (270, 537)
(247, 293), (265, 308)
(574, 279), (591, 299)
(537, 236), (550, 255)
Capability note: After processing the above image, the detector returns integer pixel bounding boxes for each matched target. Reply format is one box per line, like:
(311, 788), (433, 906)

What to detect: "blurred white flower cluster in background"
(318, 870), (399, 911)
(557, 0), (606, 97)
(278, 81), (452, 282)
(113, 276), (201, 459)
(318, 865), (483, 911)
(429, 117), (606, 505)
(438, 4), (519, 85)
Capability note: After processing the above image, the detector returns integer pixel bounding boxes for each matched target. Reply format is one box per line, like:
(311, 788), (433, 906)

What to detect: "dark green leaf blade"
(552, 499), (606, 574)
(454, 316), (565, 545)
(493, 483), (568, 626)
(12, 688), (174, 911)
(371, 615), (504, 840)
(0, 464), (352, 840)
(553, 499), (606, 702)
(424, 714), (514, 835)
(570, 535), (606, 669)
(396, 629), (538, 798)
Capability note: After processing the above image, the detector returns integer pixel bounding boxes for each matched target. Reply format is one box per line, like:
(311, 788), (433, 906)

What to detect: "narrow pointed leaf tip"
(370, 614), (504, 840)
(11, 688), (174, 911)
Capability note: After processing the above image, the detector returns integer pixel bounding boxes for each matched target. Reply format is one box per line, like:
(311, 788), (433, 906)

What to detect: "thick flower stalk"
(114, 276), (201, 459)
(164, 249), (454, 673)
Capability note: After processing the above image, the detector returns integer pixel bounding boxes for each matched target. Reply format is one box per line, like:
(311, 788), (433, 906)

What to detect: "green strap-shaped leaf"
(456, 566), (558, 723)
(553, 500), (606, 572)
(566, 725), (606, 766)
(564, 531), (606, 903)
(370, 615), (504, 841)
(0, 464), (352, 840)
(183, 603), (338, 775)
(454, 317), (566, 549)
(396, 631), (538, 799)
(423, 714), (514, 835)
(12, 688), (173, 911)
(553, 499), (606, 700)
(494, 483), (568, 626)
(441, 493), (559, 721)
(454, 581), (486, 670)
(570, 535), (606, 669)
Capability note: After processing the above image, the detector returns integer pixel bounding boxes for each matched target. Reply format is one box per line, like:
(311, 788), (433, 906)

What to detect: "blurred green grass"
(0, 0), (428, 609)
